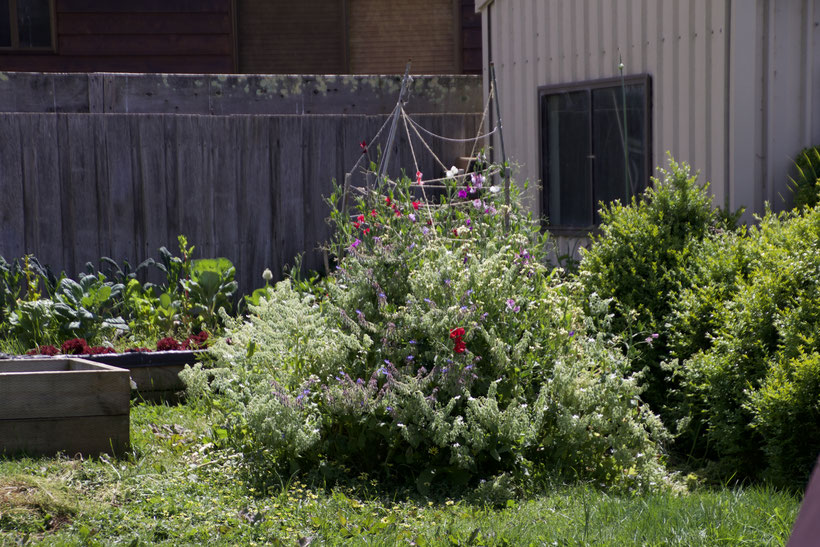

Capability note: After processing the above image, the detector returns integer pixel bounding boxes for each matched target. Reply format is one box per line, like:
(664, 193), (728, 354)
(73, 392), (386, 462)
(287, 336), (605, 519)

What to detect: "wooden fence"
(0, 112), (480, 294)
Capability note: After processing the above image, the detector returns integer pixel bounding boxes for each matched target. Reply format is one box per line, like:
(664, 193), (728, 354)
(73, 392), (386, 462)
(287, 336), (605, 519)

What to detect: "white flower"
(489, 185), (501, 194)
(262, 268), (273, 281)
(445, 165), (459, 178)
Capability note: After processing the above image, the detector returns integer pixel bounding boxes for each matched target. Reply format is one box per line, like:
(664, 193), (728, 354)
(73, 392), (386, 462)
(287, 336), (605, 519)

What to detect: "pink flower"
(416, 171), (424, 185)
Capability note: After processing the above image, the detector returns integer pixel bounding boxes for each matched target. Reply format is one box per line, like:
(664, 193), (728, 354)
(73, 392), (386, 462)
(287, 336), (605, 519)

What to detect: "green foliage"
(579, 155), (728, 416)
(679, 204), (820, 486)
(51, 273), (128, 341)
(788, 145), (820, 210)
(0, 256), (24, 327)
(184, 164), (670, 492)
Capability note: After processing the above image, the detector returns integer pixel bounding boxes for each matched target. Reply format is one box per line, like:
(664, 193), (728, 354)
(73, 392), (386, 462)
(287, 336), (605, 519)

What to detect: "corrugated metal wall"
(480, 0), (820, 220)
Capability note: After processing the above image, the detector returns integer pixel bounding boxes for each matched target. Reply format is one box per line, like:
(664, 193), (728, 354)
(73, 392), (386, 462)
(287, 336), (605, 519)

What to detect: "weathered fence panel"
(0, 112), (479, 294)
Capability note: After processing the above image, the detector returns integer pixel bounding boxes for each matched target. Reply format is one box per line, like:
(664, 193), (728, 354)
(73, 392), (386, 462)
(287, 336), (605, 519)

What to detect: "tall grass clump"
(183, 161), (670, 493)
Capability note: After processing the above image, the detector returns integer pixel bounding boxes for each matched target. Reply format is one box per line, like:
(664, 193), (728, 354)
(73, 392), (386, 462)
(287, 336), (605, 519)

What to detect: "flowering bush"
(183, 163), (670, 491)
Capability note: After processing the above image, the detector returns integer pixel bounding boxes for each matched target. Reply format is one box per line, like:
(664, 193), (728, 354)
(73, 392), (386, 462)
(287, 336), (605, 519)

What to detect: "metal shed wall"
(478, 0), (820, 221)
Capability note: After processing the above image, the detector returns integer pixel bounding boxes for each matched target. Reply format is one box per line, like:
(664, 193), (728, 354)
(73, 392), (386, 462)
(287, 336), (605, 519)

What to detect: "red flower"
(412, 201), (420, 210)
(416, 171), (424, 184)
(385, 197), (391, 205)
(353, 221), (361, 229)
(395, 209), (402, 217)
(450, 327), (466, 339)
(357, 214), (365, 223)
(370, 209), (378, 217)
(363, 227), (370, 234)
(360, 140), (367, 154)
(454, 340), (467, 354)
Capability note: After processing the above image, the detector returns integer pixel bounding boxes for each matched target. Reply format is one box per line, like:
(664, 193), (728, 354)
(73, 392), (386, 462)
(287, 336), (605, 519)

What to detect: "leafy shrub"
(183, 165), (670, 492)
(789, 146), (820, 210)
(578, 156), (728, 416)
(679, 204), (820, 486)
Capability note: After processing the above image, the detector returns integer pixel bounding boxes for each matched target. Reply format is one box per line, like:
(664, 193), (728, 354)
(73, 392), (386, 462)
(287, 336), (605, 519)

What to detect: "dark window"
(1, 0), (53, 50)
(539, 75), (651, 230)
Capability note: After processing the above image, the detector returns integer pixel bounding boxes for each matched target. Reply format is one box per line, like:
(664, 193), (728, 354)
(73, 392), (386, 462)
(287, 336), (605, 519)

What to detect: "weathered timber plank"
(133, 116), (168, 267)
(302, 116), (341, 274)
(57, 0), (230, 12)
(173, 116), (210, 252)
(64, 115), (101, 270)
(58, 12), (232, 35)
(58, 34), (232, 57)
(0, 415), (129, 457)
(237, 116), (273, 290)
(207, 116), (239, 280)
(0, 370), (130, 419)
(93, 115), (113, 262)
(273, 116), (305, 278)
(0, 116), (25, 260)
(19, 114), (63, 268)
(0, 358), (123, 372)
(104, 115), (136, 265)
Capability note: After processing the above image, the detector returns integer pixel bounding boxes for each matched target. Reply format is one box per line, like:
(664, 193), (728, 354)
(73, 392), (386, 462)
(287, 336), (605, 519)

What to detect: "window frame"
(537, 74), (653, 235)
(0, 0), (56, 52)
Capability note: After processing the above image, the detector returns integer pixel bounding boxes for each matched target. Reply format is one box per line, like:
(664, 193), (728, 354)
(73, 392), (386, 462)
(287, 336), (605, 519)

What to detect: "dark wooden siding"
(461, 0), (482, 74)
(0, 0), (236, 73)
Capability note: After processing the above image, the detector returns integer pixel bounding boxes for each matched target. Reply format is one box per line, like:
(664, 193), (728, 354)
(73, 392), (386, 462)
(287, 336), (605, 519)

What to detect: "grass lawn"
(0, 403), (801, 546)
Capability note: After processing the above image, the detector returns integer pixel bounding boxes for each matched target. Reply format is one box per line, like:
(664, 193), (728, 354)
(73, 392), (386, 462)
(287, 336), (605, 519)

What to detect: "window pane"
(17, 0), (51, 47)
(591, 83), (646, 223)
(542, 90), (591, 227)
(0, 0), (11, 47)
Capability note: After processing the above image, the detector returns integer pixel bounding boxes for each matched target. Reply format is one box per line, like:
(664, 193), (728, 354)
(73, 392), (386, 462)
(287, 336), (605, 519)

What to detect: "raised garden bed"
(0, 358), (130, 457)
(84, 350), (205, 403)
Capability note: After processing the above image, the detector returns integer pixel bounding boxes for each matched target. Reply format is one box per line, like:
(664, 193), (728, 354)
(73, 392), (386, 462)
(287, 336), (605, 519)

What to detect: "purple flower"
(444, 279), (451, 286)
(406, 355), (414, 361)
(471, 173), (485, 188)
(356, 378), (364, 385)
(409, 213), (417, 222)
(651, 333), (659, 339)
(386, 406), (393, 412)
(458, 189), (468, 199)
(422, 227), (430, 235)
(384, 359), (392, 366)
(506, 299), (520, 312)
(569, 330), (575, 337)
(460, 306), (468, 312)
(379, 292), (386, 299)
(473, 199), (482, 209)
(408, 339), (417, 345)
(424, 298), (432, 304)
(378, 367), (388, 375)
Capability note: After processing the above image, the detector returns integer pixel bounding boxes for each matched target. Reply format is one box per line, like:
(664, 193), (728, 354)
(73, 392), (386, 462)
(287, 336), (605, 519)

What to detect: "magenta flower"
(458, 189), (468, 199)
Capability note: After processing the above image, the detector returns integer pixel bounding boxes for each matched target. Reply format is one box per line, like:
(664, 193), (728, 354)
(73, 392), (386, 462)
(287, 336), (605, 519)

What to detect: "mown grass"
(0, 403), (801, 546)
